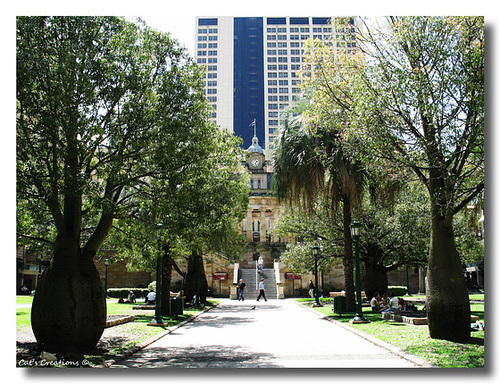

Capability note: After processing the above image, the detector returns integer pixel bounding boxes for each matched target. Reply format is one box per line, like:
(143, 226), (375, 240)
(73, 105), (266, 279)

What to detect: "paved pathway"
(110, 299), (429, 368)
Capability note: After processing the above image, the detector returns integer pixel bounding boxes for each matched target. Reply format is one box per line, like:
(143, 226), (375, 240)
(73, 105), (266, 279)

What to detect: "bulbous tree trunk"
(426, 212), (470, 341)
(184, 251), (208, 304)
(31, 236), (106, 352)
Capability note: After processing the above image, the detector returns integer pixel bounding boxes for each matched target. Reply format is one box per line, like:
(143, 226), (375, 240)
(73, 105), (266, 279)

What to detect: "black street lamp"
(104, 259), (109, 298)
(350, 221), (369, 324)
(311, 245), (322, 307)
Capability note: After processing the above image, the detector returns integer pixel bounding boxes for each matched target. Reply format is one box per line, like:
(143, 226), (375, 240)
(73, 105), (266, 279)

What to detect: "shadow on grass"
(460, 336), (484, 346)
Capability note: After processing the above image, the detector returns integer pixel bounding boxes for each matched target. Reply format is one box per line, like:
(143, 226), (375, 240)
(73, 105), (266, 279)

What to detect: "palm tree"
(273, 114), (365, 311)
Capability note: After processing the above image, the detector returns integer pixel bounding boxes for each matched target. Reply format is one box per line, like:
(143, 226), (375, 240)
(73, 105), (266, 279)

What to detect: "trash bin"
(170, 298), (184, 317)
(333, 296), (346, 316)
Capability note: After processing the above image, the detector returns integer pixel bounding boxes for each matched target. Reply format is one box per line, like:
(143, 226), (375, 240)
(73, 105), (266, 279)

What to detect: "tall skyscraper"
(195, 16), (361, 157)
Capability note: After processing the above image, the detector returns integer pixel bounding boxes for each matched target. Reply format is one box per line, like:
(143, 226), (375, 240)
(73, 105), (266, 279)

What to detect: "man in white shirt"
(256, 279), (267, 302)
(147, 290), (156, 304)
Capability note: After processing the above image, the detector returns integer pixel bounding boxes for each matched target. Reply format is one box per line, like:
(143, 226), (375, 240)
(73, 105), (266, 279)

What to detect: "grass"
(16, 295), (34, 305)
(16, 296), (218, 367)
(300, 297), (485, 368)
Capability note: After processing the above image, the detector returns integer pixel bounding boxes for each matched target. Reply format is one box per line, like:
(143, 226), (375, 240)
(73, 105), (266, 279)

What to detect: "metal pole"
(352, 235), (368, 323)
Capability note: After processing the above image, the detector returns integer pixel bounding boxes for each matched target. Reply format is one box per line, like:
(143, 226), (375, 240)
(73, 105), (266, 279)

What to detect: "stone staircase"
(239, 268), (277, 300)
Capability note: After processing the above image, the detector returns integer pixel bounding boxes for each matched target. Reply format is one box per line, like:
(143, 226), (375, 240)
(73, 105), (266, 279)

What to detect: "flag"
(249, 120), (255, 129)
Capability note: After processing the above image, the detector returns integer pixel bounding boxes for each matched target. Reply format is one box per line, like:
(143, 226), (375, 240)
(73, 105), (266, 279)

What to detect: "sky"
(5, 0), (495, 55)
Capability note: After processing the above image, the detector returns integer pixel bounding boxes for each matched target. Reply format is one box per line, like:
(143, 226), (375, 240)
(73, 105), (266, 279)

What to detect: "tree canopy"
(16, 16), (248, 350)
(295, 16), (484, 341)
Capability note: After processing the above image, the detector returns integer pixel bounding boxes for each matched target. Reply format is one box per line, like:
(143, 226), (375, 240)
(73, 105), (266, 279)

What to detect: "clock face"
(251, 159), (260, 168)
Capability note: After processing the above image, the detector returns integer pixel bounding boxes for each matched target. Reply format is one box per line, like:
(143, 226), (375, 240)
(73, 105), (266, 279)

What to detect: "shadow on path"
(117, 344), (283, 368)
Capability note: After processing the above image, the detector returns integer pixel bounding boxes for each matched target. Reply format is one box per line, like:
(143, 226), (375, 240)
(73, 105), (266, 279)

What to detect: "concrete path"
(110, 299), (429, 368)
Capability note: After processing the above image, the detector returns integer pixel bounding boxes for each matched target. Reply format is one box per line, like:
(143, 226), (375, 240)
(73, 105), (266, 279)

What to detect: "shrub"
(388, 286), (408, 296)
(148, 281), (156, 292)
(107, 288), (149, 299)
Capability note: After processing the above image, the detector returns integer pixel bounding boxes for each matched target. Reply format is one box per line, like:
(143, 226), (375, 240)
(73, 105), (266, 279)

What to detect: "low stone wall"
(105, 315), (135, 328)
(382, 311), (480, 325)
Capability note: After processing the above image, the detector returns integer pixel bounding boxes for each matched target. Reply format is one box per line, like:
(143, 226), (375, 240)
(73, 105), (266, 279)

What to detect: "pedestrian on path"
(237, 279), (247, 301)
(257, 256), (263, 273)
(308, 280), (315, 298)
(256, 278), (267, 302)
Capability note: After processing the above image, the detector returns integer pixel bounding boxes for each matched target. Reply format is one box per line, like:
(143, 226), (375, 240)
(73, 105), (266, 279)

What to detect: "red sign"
(285, 273), (301, 280)
(213, 272), (228, 281)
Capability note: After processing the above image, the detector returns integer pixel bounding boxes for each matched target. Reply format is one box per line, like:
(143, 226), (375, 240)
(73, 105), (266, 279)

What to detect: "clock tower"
(248, 136), (265, 171)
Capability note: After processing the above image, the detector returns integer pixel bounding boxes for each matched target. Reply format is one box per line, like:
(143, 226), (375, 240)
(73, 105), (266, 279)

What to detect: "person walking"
(308, 280), (315, 298)
(237, 279), (247, 301)
(256, 279), (267, 302)
(257, 256), (264, 273)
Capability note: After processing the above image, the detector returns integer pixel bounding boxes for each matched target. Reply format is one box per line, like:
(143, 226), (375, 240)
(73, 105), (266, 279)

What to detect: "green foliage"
(17, 16), (249, 268)
(387, 286), (407, 296)
(106, 288), (149, 299)
(296, 17), (484, 340)
(272, 197), (344, 274)
(360, 180), (430, 266)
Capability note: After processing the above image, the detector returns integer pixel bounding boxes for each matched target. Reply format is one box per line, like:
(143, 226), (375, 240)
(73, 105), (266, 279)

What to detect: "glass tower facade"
(195, 16), (360, 156)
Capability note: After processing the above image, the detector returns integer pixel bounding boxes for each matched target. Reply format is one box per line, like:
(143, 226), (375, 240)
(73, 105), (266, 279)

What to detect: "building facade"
(195, 16), (367, 298)
(195, 16), (361, 159)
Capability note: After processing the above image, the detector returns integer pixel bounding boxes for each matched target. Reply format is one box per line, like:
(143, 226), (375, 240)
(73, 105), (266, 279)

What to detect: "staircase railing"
(274, 260), (284, 299)
(230, 263), (240, 299)
(233, 262), (239, 285)
(274, 260), (281, 285)
(255, 260), (259, 292)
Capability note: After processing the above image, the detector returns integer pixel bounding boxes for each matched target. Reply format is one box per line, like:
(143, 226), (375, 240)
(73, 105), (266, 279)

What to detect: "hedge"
(106, 288), (150, 299)
(388, 286), (408, 296)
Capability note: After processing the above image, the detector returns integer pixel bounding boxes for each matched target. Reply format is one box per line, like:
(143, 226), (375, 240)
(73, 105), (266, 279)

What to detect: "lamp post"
(350, 221), (369, 323)
(104, 259), (109, 298)
(311, 245), (322, 307)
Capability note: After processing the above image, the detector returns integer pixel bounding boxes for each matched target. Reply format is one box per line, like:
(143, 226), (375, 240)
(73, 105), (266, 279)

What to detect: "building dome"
(247, 136), (263, 153)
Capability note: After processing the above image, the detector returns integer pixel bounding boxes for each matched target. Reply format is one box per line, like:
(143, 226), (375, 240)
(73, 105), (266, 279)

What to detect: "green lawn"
(300, 298), (484, 368)
(16, 295), (34, 305)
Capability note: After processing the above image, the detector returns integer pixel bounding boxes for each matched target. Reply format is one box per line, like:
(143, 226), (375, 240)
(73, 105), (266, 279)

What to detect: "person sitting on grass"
(370, 292), (384, 313)
(382, 291), (399, 313)
(127, 291), (136, 303)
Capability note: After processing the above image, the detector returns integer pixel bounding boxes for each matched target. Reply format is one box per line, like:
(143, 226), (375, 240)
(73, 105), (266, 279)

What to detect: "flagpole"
(253, 119), (256, 137)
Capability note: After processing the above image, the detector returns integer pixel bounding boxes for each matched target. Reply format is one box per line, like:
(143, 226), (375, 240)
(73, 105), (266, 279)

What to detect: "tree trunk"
(31, 236), (106, 352)
(342, 199), (356, 312)
(184, 251), (208, 304)
(363, 256), (388, 301)
(426, 211), (471, 341)
(161, 243), (173, 317)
